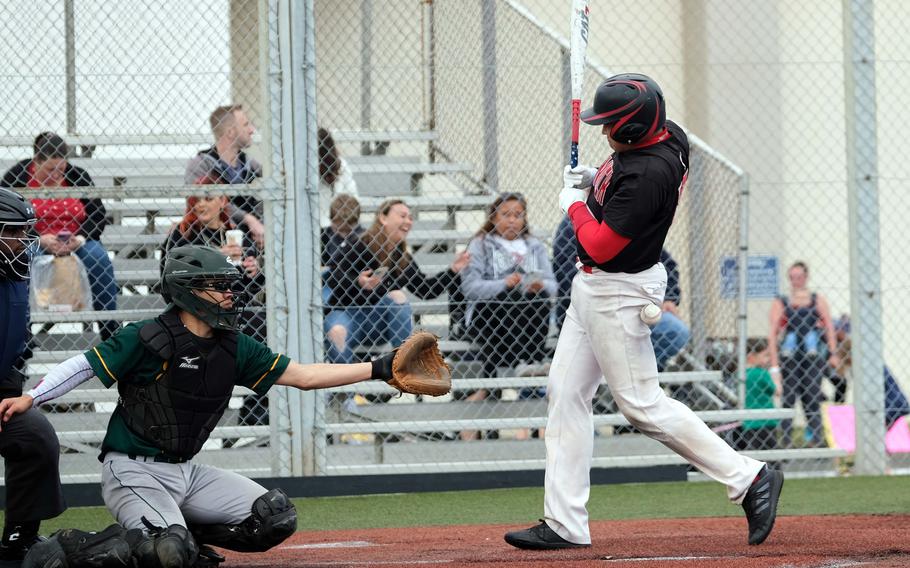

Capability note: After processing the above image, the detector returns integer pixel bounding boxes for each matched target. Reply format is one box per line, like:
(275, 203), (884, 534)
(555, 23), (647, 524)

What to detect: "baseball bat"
(569, 0), (590, 168)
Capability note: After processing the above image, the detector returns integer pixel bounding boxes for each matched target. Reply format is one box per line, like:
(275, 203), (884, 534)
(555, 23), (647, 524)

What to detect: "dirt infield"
(219, 514), (910, 567)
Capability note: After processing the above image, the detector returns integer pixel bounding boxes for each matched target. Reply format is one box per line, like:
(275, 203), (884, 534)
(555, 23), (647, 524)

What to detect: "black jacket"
(1, 158), (108, 240)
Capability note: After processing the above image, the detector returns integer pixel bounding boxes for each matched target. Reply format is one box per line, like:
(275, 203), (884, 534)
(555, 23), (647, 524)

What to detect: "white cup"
(225, 229), (244, 248)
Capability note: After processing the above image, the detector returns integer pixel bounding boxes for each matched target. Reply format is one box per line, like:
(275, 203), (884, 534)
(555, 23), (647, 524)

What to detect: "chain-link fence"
(0, 0), (295, 482)
(0, 0), (905, 484)
(311, 0), (907, 477)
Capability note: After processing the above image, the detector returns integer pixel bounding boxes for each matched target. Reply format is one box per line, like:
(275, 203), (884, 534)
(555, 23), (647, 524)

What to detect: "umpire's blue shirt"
(0, 279), (29, 389)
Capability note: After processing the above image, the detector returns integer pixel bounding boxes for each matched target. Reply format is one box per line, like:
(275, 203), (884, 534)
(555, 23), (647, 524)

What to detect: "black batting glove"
(370, 351), (395, 382)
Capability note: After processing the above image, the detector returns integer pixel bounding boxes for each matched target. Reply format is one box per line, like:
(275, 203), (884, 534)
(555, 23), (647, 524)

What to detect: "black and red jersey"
(574, 120), (689, 273)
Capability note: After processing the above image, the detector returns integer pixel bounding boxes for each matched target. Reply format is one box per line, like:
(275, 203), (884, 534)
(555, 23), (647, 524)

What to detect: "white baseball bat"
(569, 0), (590, 168)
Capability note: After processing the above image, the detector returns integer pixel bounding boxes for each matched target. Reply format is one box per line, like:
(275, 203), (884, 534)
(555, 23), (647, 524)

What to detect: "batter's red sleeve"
(568, 202), (631, 264)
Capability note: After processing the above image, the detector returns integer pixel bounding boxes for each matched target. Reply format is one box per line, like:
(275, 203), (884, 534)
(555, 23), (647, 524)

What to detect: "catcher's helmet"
(161, 245), (248, 330)
(0, 187), (37, 281)
(580, 73), (666, 144)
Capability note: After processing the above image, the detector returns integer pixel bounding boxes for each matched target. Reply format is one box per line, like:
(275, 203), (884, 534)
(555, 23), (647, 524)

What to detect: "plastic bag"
(30, 254), (94, 312)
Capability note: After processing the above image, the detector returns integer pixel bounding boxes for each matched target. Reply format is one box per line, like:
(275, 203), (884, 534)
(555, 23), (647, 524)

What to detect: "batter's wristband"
(769, 366), (781, 373)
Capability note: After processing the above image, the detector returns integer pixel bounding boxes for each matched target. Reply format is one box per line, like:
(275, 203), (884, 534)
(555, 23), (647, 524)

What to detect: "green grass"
(9, 476), (909, 534)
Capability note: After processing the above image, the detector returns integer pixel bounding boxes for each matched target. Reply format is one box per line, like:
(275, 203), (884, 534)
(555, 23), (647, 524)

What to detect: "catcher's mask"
(160, 245), (248, 330)
(580, 72), (666, 144)
(0, 187), (38, 281)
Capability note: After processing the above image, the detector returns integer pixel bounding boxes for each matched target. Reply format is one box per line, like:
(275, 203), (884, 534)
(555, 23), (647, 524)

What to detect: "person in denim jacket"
(461, 193), (556, 396)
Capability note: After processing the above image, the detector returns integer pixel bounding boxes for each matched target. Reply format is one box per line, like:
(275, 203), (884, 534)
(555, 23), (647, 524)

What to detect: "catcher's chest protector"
(116, 311), (238, 459)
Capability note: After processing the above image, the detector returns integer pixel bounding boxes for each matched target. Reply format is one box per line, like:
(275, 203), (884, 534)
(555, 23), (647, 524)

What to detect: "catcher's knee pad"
(127, 523), (198, 568)
(191, 488), (297, 553)
(22, 524), (132, 568)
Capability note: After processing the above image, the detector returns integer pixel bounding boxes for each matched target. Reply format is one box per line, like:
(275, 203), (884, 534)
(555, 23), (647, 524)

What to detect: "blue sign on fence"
(720, 255), (779, 299)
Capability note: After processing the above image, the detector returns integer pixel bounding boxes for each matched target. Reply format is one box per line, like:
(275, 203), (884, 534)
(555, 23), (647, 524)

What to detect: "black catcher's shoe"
(194, 545), (226, 567)
(504, 520), (590, 550)
(742, 466), (784, 545)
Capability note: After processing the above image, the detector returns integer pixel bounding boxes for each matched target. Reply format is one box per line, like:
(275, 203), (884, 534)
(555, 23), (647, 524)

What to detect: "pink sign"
(822, 404), (910, 454)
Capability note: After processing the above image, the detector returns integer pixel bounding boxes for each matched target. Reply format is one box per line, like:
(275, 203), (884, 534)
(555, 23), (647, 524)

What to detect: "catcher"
(0, 245), (449, 568)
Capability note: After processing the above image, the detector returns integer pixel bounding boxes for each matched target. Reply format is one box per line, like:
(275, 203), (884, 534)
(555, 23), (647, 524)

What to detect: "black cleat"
(194, 545), (226, 567)
(742, 466), (784, 545)
(504, 520), (590, 550)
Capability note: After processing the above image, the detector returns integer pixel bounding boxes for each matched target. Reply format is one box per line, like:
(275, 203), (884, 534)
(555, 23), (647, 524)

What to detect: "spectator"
(461, 192), (556, 393)
(731, 338), (780, 452)
(767, 261), (839, 447)
(324, 199), (469, 365)
(318, 127), (359, 227)
(651, 249), (691, 371)
(321, 194), (364, 269)
(0, 188), (66, 567)
(321, 194), (364, 306)
(833, 315), (910, 429)
(1, 132), (119, 340)
(552, 215), (575, 331)
(185, 104), (265, 247)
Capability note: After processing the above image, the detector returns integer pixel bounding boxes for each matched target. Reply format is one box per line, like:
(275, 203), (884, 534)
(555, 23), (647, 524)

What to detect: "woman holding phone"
(460, 193), (557, 422)
(324, 199), (469, 365)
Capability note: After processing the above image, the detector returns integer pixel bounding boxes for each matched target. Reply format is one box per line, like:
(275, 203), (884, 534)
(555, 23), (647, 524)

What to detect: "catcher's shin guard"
(190, 488), (297, 552)
(22, 524), (132, 568)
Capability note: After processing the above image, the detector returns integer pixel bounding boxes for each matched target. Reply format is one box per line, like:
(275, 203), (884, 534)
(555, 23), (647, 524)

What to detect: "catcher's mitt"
(387, 331), (451, 396)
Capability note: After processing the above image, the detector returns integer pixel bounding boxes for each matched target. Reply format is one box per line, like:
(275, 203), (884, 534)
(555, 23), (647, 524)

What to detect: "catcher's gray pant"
(543, 263), (765, 545)
(101, 452), (268, 531)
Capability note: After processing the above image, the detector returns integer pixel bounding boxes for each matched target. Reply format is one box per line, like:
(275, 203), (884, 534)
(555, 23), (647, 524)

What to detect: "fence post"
(481, 0), (499, 192)
(843, 0), (886, 475)
(736, 173), (750, 408)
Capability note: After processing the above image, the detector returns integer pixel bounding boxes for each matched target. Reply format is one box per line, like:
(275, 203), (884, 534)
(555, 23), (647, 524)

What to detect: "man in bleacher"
(0, 188), (66, 567)
(185, 105), (265, 248)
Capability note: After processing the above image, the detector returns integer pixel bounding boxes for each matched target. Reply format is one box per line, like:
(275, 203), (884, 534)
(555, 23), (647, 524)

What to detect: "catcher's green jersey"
(84, 319), (290, 457)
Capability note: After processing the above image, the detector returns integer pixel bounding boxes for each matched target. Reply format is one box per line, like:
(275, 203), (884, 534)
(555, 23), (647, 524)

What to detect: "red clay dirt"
(220, 515), (910, 567)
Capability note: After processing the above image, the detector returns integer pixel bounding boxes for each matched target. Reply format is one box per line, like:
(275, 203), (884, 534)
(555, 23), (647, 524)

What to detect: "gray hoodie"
(461, 233), (557, 327)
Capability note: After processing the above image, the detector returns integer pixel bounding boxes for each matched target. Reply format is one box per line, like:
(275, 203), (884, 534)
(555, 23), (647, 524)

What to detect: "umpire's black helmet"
(0, 187), (37, 281)
(161, 245), (248, 330)
(580, 73), (666, 144)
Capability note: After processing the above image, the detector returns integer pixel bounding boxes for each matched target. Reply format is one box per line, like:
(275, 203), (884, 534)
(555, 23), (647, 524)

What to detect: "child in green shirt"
(733, 339), (781, 451)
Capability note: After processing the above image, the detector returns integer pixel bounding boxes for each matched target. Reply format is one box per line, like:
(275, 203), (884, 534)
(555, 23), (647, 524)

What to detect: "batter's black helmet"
(161, 245), (248, 330)
(580, 73), (666, 144)
(0, 187), (37, 281)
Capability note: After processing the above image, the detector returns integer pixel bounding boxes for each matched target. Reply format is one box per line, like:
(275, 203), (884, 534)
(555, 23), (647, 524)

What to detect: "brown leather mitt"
(387, 331), (452, 396)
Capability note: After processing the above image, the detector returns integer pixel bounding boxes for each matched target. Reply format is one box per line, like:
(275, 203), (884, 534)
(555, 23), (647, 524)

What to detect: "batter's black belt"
(127, 453), (190, 464)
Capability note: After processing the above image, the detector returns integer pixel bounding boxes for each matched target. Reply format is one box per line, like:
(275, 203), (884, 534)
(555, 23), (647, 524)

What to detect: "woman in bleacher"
(324, 199), (469, 367)
(318, 127), (359, 228)
(459, 193), (556, 419)
(1, 132), (119, 340)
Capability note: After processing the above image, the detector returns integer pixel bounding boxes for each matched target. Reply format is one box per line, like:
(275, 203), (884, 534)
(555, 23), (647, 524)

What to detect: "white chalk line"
(283, 540), (375, 549)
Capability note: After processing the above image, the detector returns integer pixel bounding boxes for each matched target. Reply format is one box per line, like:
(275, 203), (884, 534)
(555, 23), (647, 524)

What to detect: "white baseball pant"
(543, 263), (764, 544)
(101, 452), (268, 531)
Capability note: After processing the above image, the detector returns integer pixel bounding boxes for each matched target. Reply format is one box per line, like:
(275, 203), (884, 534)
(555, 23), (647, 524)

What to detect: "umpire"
(0, 188), (66, 567)
(0, 245), (403, 568)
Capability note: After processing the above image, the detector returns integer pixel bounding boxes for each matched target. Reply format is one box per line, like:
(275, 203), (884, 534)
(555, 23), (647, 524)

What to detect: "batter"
(504, 73), (784, 550)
